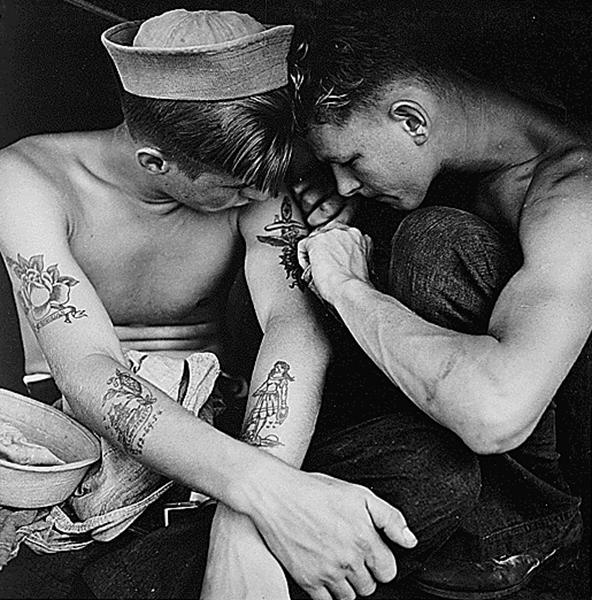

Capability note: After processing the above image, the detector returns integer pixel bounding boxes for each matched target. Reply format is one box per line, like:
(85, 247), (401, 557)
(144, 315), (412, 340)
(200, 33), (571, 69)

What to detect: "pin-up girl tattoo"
(241, 361), (294, 448)
(6, 253), (87, 332)
(257, 196), (309, 290)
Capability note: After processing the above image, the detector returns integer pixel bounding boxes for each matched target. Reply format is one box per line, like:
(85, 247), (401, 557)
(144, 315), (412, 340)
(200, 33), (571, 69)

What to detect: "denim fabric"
(0, 206), (584, 598)
(0, 411), (481, 599)
(384, 206), (582, 561)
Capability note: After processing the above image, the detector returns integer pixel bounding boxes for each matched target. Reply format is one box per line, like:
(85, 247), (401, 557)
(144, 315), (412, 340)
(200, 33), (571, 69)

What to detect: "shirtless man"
(0, 10), (422, 600)
(293, 8), (587, 599)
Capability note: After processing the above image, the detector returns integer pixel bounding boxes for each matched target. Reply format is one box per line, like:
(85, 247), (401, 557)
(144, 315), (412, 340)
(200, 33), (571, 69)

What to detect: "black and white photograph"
(0, 1), (590, 598)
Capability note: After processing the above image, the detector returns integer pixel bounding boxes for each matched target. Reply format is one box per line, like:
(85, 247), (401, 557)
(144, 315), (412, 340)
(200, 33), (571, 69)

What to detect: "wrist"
(225, 445), (290, 517)
(331, 277), (373, 313)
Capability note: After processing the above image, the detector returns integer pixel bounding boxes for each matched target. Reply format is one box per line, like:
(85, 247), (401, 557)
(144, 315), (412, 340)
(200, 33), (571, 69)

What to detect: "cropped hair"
(291, 8), (459, 130)
(120, 88), (294, 195)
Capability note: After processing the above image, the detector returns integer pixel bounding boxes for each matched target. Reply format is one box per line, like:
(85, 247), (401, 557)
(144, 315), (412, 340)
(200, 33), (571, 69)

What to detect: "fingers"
(328, 579), (357, 600)
(308, 587), (333, 600)
(363, 534), (397, 584)
(366, 494), (418, 550)
(347, 564), (378, 597)
(309, 563), (379, 599)
(297, 237), (311, 270)
(301, 264), (313, 286)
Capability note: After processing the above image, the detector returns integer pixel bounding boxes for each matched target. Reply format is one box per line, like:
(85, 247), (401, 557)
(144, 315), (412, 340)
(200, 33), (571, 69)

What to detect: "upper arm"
(0, 152), (125, 389)
(485, 149), (592, 441)
(238, 190), (318, 329)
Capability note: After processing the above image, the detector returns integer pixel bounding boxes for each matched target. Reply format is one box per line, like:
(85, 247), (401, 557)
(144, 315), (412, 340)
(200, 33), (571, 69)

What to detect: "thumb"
(367, 495), (418, 548)
(297, 237), (311, 271)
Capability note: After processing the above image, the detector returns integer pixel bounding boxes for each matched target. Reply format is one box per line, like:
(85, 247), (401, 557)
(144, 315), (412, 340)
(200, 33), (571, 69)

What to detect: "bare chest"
(69, 201), (242, 325)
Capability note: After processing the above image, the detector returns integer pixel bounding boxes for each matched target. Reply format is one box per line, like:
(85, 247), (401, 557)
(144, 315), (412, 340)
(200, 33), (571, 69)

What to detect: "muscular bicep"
(486, 196), (592, 425)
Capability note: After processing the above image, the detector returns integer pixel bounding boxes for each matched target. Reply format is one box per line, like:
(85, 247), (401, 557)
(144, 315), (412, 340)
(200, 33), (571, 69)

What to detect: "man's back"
(0, 129), (244, 374)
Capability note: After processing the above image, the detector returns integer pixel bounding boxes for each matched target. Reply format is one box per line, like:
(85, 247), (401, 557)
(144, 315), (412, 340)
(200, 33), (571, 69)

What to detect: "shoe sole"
(412, 560), (541, 600)
(412, 548), (563, 600)
(411, 514), (583, 600)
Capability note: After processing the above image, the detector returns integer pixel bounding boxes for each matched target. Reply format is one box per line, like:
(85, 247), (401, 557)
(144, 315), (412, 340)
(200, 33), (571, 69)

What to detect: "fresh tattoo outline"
(6, 253), (87, 331)
(257, 196), (309, 290)
(102, 370), (162, 456)
(240, 360), (293, 448)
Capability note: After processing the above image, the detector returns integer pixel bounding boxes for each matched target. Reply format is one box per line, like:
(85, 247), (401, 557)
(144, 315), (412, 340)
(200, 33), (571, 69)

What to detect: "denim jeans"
(381, 206), (582, 562)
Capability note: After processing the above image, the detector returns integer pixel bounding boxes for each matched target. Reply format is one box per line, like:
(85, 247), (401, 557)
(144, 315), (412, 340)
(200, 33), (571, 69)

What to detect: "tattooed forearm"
(240, 361), (293, 448)
(256, 196), (309, 290)
(6, 253), (87, 331)
(101, 370), (162, 456)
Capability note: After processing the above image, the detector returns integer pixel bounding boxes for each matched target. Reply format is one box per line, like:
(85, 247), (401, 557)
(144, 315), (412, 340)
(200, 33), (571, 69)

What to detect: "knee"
(387, 207), (522, 332)
(393, 206), (485, 245)
(390, 206), (516, 277)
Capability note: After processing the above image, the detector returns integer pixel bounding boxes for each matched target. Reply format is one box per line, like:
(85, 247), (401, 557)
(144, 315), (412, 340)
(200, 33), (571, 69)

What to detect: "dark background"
(0, 2), (590, 598)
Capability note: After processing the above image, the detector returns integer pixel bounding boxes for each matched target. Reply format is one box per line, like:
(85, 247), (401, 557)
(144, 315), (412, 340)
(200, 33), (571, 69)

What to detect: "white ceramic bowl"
(0, 388), (100, 508)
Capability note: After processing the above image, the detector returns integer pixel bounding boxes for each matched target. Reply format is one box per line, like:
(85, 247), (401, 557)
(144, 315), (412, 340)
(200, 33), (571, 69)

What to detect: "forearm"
(207, 313), (329, 595)
(53, 352), (282, 511)
(241, 313), (330, 467)
(333, 279), (510, 448)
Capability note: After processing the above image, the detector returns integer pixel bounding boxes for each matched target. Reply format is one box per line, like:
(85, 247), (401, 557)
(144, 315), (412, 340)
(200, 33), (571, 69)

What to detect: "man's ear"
(136, 147), (170, 174)
(388, 101), (429, 145)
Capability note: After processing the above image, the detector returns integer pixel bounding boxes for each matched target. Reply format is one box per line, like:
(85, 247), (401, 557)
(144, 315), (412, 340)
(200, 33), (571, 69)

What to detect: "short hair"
(120, 88), (294, 195)
(292, 8), (458, 129)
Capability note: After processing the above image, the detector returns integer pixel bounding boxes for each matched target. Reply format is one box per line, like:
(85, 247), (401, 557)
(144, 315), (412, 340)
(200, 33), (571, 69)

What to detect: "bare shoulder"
(0, 134), (76, 241)
(526, 145), (592, 209)
(520, 145), (592, 283)
(0, 134), (69, 199)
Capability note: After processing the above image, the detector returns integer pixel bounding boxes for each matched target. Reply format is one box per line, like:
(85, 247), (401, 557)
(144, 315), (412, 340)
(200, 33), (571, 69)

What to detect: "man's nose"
(331, 164), (362, 198)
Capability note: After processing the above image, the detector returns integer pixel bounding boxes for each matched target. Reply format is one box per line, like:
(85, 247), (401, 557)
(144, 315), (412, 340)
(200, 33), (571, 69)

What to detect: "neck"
(441, 80), (574, 174)
(94, 123), (173, 203)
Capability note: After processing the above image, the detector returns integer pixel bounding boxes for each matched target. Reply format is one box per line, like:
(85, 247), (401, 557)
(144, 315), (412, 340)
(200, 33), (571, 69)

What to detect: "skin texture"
(298, 79), (592, 455)
(0, 123), (416, 600)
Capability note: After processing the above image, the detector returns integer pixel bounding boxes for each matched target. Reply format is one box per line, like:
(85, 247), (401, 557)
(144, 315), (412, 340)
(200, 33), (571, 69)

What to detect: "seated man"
(293, 7), (588, 600)
(0, 9), (428, 600)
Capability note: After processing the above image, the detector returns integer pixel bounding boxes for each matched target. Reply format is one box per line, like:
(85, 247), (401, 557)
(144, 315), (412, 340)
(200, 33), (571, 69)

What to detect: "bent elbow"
(465, 433), (523, 456)
(463, 431), (508, 455)
(458, 397), (539, 456)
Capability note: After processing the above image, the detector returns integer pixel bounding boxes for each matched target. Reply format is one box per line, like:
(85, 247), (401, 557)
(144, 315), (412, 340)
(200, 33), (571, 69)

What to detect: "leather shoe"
(411, 516), (582, 599)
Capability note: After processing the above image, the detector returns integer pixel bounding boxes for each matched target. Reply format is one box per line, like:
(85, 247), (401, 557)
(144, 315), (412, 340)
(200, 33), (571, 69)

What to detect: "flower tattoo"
(6, 253), (87, 331)
(257, 196), (309, 290)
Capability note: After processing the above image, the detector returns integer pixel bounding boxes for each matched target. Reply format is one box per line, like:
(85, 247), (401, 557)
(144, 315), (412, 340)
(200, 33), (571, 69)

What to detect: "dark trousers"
(0, 407), (481, 599)
(0, 207), (584, 599)
(383, 206), (582, 562)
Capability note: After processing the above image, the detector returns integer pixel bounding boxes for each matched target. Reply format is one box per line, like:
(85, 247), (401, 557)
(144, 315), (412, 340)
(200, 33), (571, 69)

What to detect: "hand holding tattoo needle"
(298, 223), (374, 304)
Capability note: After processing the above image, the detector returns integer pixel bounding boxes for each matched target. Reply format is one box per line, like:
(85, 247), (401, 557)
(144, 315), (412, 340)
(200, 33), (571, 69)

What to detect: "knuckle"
(354, 534), (373, 555)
